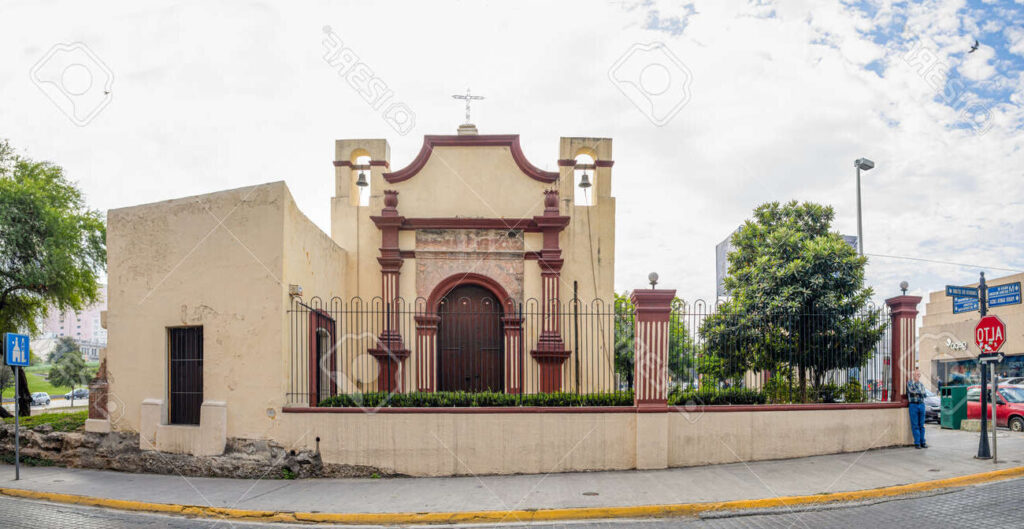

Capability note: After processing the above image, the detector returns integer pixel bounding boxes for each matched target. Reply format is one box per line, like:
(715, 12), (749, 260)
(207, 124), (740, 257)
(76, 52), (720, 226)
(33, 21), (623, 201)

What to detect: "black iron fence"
(287, 296), (628, 407)
(668, 300), (893, 403)
(287, 295), (894, 407)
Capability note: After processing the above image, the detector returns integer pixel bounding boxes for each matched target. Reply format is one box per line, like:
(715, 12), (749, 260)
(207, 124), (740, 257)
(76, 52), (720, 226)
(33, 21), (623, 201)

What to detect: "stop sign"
(975, 315), (1006, 353)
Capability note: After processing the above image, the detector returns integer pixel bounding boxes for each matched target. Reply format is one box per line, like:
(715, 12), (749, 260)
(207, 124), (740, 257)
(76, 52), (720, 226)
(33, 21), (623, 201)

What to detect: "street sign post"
(3, 332), (30, 480)
(953, 297), (980, 314)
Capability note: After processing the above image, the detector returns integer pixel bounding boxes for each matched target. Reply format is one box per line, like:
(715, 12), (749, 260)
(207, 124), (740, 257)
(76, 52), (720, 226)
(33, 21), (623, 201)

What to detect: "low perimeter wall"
(276, 404), (911, 477)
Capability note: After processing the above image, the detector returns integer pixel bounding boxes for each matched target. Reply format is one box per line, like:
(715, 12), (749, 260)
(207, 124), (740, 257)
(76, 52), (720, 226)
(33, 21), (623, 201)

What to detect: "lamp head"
(854, 158), (875, 171)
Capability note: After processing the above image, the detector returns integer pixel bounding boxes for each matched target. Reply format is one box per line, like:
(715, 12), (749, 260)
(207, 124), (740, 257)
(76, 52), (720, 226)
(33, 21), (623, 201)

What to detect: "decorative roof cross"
(451, 88), (484, 125)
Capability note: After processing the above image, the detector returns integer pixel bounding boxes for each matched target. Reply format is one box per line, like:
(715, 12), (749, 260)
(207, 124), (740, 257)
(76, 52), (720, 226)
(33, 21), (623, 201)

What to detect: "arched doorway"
(437, 284), (504, 392)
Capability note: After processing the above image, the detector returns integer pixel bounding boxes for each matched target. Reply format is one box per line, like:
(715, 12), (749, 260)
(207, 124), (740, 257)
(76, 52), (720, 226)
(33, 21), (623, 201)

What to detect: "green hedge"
(318, 391), (634, 408)
(667, 387), (767, 406)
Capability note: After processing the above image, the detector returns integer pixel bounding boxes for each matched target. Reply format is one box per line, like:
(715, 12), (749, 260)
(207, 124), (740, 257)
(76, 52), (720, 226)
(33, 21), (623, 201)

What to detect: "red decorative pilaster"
(530, 189), (571, 392)
(885, 295), (921, 403)
(502, 314), (524, 394)
(631, 289), (676, 408)
(414, 315), (440, 392)
(370, 190), (410, 392)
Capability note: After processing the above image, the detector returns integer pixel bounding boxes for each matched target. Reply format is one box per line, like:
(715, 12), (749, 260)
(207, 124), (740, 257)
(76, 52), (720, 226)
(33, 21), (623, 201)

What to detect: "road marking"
(2, 465), (1024, 525)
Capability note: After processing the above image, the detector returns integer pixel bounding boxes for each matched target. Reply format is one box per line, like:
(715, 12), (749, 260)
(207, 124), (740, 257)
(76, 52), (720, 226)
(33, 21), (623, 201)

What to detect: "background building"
(919, 271), (1024, 390)
(36, 284), (107, 362)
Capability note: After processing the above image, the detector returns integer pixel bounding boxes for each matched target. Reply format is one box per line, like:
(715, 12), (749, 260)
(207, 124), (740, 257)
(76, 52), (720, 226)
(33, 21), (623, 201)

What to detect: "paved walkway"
(0, 425), (1021, 516)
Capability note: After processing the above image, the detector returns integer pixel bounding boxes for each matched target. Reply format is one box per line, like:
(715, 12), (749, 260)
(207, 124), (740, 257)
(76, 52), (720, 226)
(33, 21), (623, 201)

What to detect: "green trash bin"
(940, 385), (968, 430)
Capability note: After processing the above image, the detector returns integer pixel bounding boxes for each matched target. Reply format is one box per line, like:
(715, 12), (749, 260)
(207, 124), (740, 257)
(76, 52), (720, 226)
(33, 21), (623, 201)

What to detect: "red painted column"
(531, 189), (571, 392)
(414, 315), (440, 392)
(631, 289), (676, 408)
(370, 190), (409, 392)
(502, 314), (524, 394)
(885, 295), (922, 403)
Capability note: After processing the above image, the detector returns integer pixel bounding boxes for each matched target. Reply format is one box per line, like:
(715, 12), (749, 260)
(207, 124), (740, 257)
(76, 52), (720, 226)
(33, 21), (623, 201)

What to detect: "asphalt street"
(0, 477), (1020, 528)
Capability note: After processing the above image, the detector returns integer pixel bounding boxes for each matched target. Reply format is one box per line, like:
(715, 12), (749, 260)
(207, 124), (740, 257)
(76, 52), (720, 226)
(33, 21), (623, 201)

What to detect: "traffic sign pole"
(992, 364), (998, 464)
(977, 272), (991, 459)
(14, 366), (20, 480)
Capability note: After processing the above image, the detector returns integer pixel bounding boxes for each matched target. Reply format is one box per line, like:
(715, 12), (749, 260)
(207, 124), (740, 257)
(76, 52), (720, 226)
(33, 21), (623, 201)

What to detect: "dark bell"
(578, 172), (592, 189)
(355, 171), (369, 187)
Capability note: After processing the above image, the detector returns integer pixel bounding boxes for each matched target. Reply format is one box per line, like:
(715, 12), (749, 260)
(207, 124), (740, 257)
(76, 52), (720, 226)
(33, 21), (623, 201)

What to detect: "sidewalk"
(1, 425), (1021, 521)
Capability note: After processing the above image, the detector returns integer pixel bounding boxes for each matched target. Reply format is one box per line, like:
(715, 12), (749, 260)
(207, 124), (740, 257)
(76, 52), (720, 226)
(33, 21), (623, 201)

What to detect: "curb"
(2, 466), (1023, 525)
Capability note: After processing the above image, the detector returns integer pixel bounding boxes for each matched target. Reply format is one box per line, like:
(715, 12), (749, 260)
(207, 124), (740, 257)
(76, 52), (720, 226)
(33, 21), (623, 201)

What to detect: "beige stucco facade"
(271, 407), (910, 477)
(919, 272), (1024, 389)
(100, 128), (617, 447)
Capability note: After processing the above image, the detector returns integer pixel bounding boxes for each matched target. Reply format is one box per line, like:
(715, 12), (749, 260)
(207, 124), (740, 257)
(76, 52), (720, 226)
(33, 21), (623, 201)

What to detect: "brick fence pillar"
(885, 295), (922, 403)
(631, 288), (676, 408)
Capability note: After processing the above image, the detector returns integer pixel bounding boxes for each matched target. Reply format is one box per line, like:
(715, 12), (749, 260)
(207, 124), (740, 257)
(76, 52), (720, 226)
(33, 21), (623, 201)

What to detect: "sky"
(2, 0), (1023, 311)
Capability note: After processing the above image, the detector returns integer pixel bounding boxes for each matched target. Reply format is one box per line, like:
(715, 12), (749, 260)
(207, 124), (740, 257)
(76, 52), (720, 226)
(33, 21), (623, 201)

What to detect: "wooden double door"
(437, 285), (504, 392)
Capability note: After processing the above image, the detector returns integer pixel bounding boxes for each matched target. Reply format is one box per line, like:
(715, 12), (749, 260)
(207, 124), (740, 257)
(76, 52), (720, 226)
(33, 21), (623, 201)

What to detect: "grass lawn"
(2, 410), (87, 431)
(2, 362), (99, 398)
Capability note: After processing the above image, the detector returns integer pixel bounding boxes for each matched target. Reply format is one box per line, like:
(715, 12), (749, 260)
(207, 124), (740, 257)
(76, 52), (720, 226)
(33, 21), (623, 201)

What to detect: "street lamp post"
(854, 158), (874, 256)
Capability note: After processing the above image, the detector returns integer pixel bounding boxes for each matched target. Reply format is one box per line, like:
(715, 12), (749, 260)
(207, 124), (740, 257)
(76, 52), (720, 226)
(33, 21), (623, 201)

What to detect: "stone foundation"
(0, 424), (390, 479)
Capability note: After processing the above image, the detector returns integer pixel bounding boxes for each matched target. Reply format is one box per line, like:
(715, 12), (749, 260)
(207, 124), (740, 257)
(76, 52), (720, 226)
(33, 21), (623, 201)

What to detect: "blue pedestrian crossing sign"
(4, 333), (30, 367)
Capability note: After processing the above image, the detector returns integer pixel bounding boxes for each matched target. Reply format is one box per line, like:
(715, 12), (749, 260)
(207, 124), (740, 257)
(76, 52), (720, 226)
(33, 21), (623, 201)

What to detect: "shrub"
(843, 380), (866, 403)
(668, 387), (767, 406)
(318, 390), (634, 408)
(763, 372), (795, 404)
(810, 383), (842, 403)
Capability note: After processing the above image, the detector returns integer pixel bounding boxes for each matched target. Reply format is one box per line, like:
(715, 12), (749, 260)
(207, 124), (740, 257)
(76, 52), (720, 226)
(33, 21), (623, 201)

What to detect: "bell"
(578, 172), (592, 189)
(355, 171), (369, 187)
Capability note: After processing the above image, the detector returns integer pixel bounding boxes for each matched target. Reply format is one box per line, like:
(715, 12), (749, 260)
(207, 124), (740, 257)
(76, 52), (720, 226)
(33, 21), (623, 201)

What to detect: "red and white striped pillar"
(885, 295), (921, 403)
(414, 315), (440, 392)
(502, 314), (524, 394)
(631, 288), (676, 408)
(531, 189), (571, 392)
(369, 189), (410, 392)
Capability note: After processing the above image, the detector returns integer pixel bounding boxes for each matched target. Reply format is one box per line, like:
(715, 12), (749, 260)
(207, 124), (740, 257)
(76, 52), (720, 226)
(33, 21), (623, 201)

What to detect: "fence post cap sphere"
(648, 272), (659, 288)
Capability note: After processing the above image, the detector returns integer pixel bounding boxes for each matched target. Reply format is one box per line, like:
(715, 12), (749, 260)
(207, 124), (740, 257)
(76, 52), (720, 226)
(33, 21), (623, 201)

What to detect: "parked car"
(63, 388), (89, 401)
(965, 385), (1024, 431)
(1001, 377), (1024, 385)
(924, 389), (940, 423)
(30, 392), (51, 406)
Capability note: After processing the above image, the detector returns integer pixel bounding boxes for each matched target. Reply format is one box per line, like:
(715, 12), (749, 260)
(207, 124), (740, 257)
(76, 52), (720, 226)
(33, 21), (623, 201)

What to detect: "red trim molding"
(401, 217), (539, 232)
(384, 135), (558, 184)
(670, 402), (906, 413)
(282, 402), (904, 414)
(425, 272), (515, 312)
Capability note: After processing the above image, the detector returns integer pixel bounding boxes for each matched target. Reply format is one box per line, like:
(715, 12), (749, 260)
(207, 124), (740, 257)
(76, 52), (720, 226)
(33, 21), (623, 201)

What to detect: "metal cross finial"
(452, 88), (484, 124)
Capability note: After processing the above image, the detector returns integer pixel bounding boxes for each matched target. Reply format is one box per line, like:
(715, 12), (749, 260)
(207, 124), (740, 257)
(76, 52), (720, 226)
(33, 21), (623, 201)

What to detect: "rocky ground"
(0, 423), (390, 479)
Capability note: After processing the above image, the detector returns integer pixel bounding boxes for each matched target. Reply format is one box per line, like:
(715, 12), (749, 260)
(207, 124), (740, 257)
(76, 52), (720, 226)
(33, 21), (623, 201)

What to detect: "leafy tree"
(699, 201), (886, 401)
(50, 336), (79, 364)
(49, 352), (91, 406)
(614, 293), (694, 389)
(0, 139), (105, 416)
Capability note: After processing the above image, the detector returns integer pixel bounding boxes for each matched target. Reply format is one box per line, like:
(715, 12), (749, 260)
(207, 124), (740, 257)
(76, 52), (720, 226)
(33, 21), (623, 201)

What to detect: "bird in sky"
(969, 39), (980, 53)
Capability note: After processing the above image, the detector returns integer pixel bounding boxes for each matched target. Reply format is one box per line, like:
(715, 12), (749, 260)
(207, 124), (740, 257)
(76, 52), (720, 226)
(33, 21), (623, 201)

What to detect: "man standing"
(907, 369), (928, 448)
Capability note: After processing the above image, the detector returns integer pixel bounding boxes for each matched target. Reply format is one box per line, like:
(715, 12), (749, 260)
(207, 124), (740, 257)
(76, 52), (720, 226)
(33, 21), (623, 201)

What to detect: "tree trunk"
(17, 367), (30, 417)
(798, 365), (807, 403)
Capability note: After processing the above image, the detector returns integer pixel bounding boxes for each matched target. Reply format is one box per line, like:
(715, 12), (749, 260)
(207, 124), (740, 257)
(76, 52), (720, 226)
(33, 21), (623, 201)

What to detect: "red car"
(966, 385), (1024, 432)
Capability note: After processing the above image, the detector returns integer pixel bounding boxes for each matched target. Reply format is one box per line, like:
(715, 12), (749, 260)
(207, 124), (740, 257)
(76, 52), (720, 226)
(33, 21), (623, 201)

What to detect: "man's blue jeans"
(909, 402), (926, 446)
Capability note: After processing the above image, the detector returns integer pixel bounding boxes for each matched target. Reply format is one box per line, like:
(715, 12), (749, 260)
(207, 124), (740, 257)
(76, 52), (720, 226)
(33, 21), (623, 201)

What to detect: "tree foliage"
(50, 336), (80, 364)
(49, 352), (91, 404)
(699, 201), (886, 400)
(0, 138), (104, 415)
(0, 139), (106, 336)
